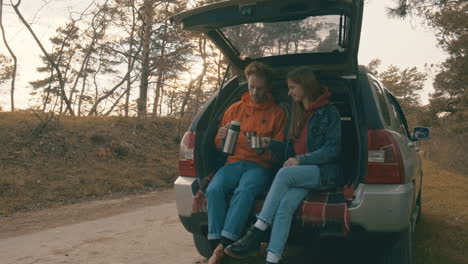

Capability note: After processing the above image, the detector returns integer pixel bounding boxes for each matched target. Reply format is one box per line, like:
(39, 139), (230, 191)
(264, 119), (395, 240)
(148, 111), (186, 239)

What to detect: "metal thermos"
(222, 121), (240, 155)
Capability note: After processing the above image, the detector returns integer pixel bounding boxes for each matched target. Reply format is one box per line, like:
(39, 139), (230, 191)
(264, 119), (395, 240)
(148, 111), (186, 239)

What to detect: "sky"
(0, 0), (448, 110)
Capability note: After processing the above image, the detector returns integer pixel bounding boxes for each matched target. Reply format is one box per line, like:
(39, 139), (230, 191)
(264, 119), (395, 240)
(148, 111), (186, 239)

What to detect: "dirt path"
(0, 189), (205, 264)
(0, 161), (466, 264)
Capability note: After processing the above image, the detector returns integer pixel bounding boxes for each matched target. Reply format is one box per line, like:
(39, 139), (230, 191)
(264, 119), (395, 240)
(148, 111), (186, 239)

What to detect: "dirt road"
(0, 189), (206, 264)
(1, 161), (467, 264)
(0, 189), (347, 264)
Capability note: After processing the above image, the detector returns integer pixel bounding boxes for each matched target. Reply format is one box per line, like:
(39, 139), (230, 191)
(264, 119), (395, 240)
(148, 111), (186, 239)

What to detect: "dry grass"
(414, 160), (468, 264)
(0, 111), (182, 215)
(422, 128), (468, 175)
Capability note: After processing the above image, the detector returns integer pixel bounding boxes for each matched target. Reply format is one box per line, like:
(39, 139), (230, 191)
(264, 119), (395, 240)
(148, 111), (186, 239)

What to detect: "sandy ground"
(0, 189), (206, 264)
(0, 188), (372, 264)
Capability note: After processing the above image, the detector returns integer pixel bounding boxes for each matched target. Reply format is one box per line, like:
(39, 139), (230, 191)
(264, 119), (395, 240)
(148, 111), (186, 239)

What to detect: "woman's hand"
(260, 137), (271, 149)
(283, 157), (299, 167)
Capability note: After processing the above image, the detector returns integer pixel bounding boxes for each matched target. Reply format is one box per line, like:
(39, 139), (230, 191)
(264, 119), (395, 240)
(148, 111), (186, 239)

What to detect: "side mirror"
(412, 127), (430, 141)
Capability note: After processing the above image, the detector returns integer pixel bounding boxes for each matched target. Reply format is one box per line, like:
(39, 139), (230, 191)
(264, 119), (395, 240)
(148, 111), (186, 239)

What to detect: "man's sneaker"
(224, 225), (264, 259)
(207, 243), (224, 264)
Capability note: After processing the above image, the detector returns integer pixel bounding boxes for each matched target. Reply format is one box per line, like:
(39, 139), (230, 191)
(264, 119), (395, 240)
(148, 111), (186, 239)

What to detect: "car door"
(385, 93), (422, 200)
(170, 0), (364, 76)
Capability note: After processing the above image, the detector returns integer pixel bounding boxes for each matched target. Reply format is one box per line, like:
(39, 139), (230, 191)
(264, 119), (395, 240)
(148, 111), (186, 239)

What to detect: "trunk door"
(171, 0), (364, 75)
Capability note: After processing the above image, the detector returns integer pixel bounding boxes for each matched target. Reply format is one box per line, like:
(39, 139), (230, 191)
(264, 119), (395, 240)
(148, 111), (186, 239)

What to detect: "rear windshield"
(220, 15), (345, 58)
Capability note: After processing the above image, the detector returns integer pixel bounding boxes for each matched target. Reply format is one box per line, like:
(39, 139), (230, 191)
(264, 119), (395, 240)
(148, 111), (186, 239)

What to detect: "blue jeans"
(257, 165), (321, 258)
(206, 161), (272, 240)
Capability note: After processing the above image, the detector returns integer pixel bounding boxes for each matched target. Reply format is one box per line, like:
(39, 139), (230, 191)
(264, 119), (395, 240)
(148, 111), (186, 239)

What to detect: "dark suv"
(172, 1), (430, 263)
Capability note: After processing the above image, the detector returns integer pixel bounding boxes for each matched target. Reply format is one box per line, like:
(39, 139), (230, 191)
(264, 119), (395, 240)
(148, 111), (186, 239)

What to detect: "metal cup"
(245, 131), (255, 138)
(250, 135), (260, 149)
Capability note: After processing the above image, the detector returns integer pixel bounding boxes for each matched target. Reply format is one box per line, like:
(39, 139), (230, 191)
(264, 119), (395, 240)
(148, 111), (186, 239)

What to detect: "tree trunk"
(153, 72), (164, 117)
(77, 72), (87, 116)
(152, 2), (169, 117)
(124, 0), (136, 117)
(11, 0), (75, 115)
(42, 66), (54, 111)
(137, 0), (155, 117)
(103, 89), (126, 116)
(0, 1), (17, 111)
(194, 36), (208, 112)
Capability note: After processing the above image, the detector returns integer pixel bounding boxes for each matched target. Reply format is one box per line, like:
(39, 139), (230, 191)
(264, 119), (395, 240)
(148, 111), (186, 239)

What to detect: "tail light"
(365, 129), (405, 184)
(179, 131), (196, 177)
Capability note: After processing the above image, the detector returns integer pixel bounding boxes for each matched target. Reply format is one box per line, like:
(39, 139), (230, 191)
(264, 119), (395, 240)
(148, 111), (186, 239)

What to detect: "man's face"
(248, 75), (270, 104)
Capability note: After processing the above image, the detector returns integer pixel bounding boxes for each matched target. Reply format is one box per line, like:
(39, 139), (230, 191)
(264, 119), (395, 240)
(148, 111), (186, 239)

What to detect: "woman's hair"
(287, 66), (324, 139)
(244, 61), (274, 87)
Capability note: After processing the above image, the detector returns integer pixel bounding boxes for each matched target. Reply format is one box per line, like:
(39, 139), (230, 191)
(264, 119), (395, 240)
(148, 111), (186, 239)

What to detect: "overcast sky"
(0, 0), (447, 110)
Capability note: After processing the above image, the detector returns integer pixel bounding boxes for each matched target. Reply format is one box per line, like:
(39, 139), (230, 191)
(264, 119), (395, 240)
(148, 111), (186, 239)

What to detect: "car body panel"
(174, 176), (197, 217)
(174, 176), (416, 233)
(348, 183), (414, 232)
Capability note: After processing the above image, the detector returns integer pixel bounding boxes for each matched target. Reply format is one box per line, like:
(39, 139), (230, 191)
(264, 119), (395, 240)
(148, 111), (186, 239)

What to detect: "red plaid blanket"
(192, 175), (353, 237)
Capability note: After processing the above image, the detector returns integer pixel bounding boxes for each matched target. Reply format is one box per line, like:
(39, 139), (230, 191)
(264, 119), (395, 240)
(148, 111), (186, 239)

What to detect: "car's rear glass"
(220, 15), (344, 58)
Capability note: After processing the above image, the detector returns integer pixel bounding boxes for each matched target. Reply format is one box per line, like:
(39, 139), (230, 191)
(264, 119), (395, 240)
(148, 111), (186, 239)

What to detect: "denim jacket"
(269, 104), (343, 186)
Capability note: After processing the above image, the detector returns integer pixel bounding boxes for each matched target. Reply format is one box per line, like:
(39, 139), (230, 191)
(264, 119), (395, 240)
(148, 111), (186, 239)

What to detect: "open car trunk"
(171, 0), (364, 77)
(193, 71), (361, 190)
(190, 71), (362, 237)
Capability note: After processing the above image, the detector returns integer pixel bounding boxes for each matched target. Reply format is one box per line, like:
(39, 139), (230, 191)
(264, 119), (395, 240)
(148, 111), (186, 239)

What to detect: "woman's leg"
(266, 188), (309, 259)
(224, 165), (320, 259)
(257, 165), (321, 226)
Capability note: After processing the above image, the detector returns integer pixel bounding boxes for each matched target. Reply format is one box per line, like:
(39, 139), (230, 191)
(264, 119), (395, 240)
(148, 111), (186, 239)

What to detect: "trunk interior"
(193, 70), (362, 194)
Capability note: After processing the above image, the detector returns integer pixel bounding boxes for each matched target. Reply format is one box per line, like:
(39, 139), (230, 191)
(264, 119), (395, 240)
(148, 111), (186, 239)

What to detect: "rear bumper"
(174, 176), (415, 234)
(174, 176), (197, 218)
(348, 183), (414, 232)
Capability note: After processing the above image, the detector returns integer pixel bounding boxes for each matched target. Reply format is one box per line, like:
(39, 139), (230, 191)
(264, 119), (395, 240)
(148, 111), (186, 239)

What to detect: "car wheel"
(193, 233), (216, 258)
(381, 221), (414, 264)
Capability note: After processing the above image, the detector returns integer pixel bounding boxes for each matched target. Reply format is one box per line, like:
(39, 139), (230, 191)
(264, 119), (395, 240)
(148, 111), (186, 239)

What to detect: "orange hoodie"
(215, 92), (287, 168)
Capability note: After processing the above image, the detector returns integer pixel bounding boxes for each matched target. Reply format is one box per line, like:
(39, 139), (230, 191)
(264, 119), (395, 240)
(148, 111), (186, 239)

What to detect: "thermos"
(222, 121), (240, 155)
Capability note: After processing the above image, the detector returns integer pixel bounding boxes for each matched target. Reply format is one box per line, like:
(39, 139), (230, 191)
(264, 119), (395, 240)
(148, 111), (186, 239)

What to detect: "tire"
(193, 233), (216, 258)
(381, 222), (414, 264)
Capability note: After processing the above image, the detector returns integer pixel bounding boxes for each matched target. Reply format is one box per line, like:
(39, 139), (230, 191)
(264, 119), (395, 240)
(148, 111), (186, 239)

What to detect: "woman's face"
(287, 80), (305, 103)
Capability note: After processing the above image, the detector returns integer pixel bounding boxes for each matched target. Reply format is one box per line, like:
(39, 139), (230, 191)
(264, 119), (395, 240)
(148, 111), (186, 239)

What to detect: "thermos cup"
(250, 133), (260, 149)
(245, 131), (261, 150)
(222, 121), (240, 155)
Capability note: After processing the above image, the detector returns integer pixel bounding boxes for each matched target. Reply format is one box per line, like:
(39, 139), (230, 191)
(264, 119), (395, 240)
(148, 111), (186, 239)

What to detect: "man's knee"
(206, 184), (224, 198)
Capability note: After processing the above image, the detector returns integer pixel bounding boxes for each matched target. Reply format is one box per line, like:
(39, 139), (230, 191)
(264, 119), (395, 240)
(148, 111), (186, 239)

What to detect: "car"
(171, 1), (430, 263)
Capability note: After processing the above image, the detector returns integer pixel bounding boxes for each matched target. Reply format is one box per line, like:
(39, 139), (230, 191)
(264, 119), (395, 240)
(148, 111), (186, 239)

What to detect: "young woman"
(224, 66), (342, 264)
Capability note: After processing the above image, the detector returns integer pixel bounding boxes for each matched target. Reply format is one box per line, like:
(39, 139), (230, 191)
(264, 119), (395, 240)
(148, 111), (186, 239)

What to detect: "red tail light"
(179, 131), (196, 177)
(365, 129), (405, 184)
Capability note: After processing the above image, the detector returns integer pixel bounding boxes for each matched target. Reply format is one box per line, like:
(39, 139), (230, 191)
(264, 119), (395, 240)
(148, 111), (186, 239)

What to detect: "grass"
(0, 111), (182, 215)
(414, 160), (468, 264)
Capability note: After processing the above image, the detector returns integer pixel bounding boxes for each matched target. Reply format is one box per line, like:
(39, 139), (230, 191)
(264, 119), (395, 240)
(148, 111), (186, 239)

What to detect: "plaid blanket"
(192, 174), (353, 237)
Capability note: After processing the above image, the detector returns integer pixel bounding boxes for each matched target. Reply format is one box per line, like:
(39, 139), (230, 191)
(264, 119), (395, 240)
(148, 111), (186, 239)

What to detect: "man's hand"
(243, 133), (252, 147)
(217, 125), (228, 140)
(283, 157), (299, 167)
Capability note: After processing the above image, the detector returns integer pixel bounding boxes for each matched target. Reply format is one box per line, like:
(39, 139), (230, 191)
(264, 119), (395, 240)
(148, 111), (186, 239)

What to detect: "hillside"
(0, 112), (181, 215)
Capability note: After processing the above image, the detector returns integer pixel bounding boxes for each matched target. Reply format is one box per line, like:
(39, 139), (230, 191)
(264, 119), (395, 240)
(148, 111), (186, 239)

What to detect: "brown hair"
(244, 61), (274, 87)
(287, 66), (324, 139)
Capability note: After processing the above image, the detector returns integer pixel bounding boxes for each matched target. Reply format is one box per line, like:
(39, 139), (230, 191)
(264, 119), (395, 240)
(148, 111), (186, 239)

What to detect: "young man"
(206, 61), (287, 264)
